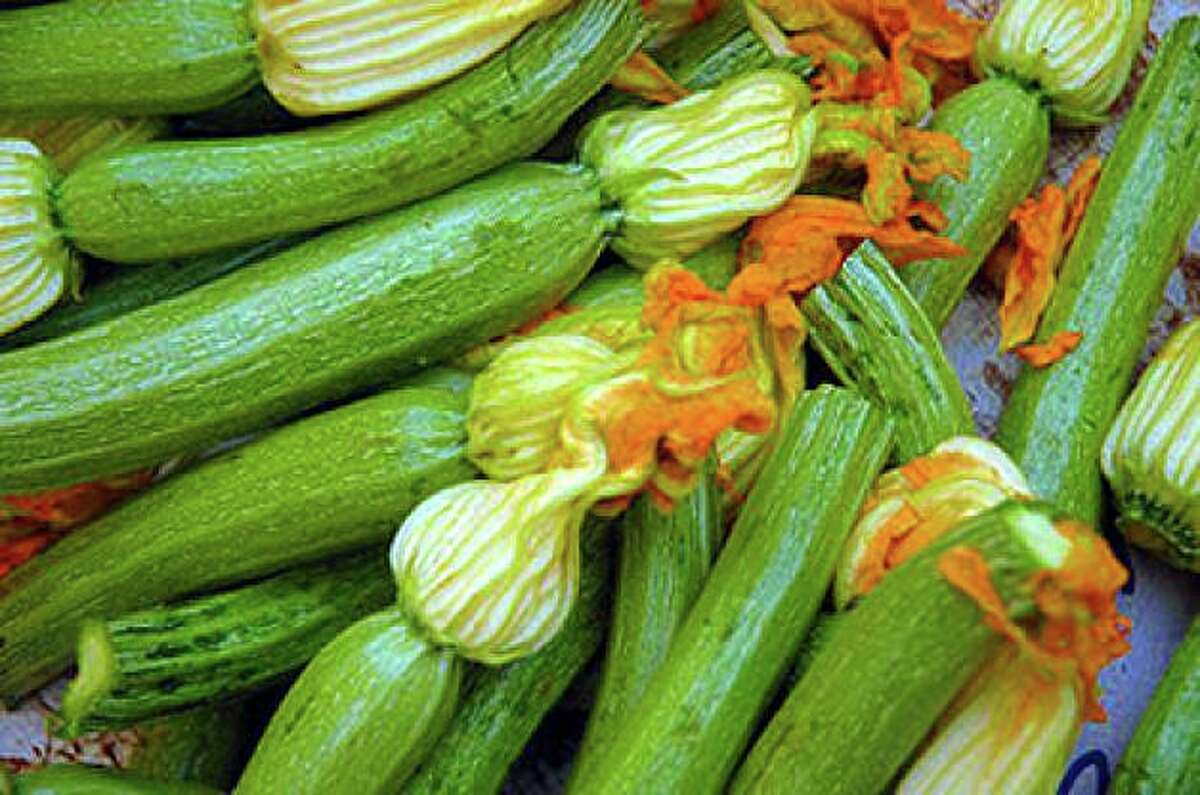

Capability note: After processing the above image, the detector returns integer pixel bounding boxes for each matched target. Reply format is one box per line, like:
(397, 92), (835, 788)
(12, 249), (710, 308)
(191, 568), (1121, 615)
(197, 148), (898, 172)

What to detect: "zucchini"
(0, 383), (475, 699)
(233, 610), (463, 795)
(60, 548), (394, 735)
(897, 77), (1050, 328)
(51, 0), (642, 263)
(402, 524), (614, 795)
(0, 237), (299, 352)
(0, 162), (606, 492)
(1113, 616), (1200, 794)
(996, 18), (1200, 524)
(574, 471), (720, 775)
(2, 767), (219, 795)
(567, 386), (894, 795)
(802, 241), (975, 462)
(0, 0), (257, 117)
(730, 501), (1074, 794)
(122, 704), (249, 791)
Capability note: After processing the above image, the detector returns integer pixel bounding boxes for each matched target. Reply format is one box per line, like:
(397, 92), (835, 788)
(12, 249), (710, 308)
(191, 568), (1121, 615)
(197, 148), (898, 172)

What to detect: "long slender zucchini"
(730, 501), (1076, 794)
(60, 548), (394, 735)
(0, 384), (475, 699)
(996, 18), (1200, 524)
(0, 237), (299, 352)
(567, 386), (894, 795)
(0, 163), (606, 493)
(122, 704), (249, 791)
(573, 471), (720, 775)
(802, 241), (975, 462)
(402, 524), (614, 795)
(2, 767), (219, 795)
(49, 0), (641, 263)
(1113, 616), (1200, 794)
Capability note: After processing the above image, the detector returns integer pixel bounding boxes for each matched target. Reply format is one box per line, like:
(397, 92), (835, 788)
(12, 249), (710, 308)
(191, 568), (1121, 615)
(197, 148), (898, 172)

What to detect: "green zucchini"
(233, 610), (463, 795)
(122, 704), (249, 791)
(402, 524), (615, 795)
(803, 241), (975, 462)
(0, 383), (475, 699)
(0, 162), (606, 493)
(730, 501), (1073, 794)
(52, 0), (642, 263)
(568, 386), (894, 795)
(574, 470), (720, 775)
(1112, 616), (1200, 794)
(996, 18), (1200, 524)
(0, 237), (300, 352)
(0, 0), (257, 117)
(897, 77), (1050, 328)
(60, 548), (394, 735)
(2, 767), (219, 795)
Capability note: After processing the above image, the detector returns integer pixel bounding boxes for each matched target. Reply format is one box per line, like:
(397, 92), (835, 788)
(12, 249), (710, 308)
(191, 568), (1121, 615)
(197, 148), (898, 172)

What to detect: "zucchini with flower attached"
(0, 68), (816, 491)
(1102, 318), (1200, 571)
(0, 0), (641, 289)
(0, 383), (475, 698)
(569, 387), (894, 795)
(996, 17), (1200, 524)
(1113, 616), (1200, 795)
(731, 501), (1130, 795)
(900, 0), (1152, 327)
(0, 0), (581, 117)
(1, 767), (219, 795)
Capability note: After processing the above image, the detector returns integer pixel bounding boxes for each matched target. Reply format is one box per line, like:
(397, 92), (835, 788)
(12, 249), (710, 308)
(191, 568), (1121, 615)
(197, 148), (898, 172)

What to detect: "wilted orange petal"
(0, 531), (55, 579)
(1016, 331), (1083, 368)
(900, 127), (971, 183)
(997, 186), (1068, 351)
(938, 545), (1028, 644)
(865, 148), (912, 223)
(609, 50), (691, 105)
(1063, 156), (1103, 242)
(874, 0), (982, 61)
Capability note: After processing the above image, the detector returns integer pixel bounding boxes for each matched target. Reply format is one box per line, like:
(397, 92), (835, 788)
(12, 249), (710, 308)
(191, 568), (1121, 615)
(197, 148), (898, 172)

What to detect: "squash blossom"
(0, 140), (77, 336)
(0, 116), (165, 173)
(975, 0), (1153, 126)
(253, 0), (575, 115)
(1102, 318), (1200, 572)
(391, 264), (778, 663)
(580, 70), (818, 268)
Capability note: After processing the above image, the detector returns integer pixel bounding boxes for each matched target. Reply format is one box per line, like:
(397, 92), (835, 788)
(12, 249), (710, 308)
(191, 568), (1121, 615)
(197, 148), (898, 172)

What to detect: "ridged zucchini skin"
(61, 549), (394, 735)
(0, 163), (607, 492)
(0, 384), (475, 699)
(568, 387), (893, 795)
(402, 525), (615, 795)
(234, 611), (462, 795)
(803, 241), (975, 462)
(0, 0), (257, 117)
(0, 237), (299, 352)
(656, 0), (779, 92)
(996, 19), (1200, 524)
(2, 766), (219, 795)
(1113, 617), (1200, 795)
(731, 501), (1062, 795)
(55, 0), (642, 263)
(574, 474), (720, 775)
(899, 77), (1050, 328)
(122, 704), (249, 791)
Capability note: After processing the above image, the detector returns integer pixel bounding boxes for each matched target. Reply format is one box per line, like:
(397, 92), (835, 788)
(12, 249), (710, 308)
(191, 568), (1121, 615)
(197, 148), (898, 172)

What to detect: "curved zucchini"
(1112, 616), (1200, 794)
(898, 77), (1051, 328)
(0, 0), (257, 117)
(54, 0), (642, 263)
(568, 387), (894, 795)
(0, 237), (300, 353)
(574, 473), (720, 775)
(0, 384), (475, 699)
(0, 163), (607, 493)
(233, 610), (463, 795)
(803, 241), (975, 462)
(402, 524), (614, 795)
(996, 18), (1200, 523)
(60, 548), (393, 735)
(731, 501), (1074, 795)
(3, 766), (219, 795)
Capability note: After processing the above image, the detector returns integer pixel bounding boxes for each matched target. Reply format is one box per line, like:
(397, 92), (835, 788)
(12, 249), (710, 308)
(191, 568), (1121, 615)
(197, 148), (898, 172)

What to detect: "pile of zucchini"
(1, 2), (1198, 795)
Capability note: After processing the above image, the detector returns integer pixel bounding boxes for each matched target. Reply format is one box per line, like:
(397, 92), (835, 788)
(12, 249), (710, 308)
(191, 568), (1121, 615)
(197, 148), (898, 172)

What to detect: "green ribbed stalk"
(803, 241), (975, 462)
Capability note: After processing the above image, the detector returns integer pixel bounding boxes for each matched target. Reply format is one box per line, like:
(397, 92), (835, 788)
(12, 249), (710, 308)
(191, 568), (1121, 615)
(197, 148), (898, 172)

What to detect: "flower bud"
(580, 70), (815, 267)
(253, 0), (573, 115)
(0, 140), (76, 335)
(1102, 318), (1200, 572)
(975, 0), (1152, 126)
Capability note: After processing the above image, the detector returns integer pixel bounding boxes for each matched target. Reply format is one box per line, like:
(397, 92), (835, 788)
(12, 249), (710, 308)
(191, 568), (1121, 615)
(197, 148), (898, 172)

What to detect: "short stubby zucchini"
(0, 163), (609, 493)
